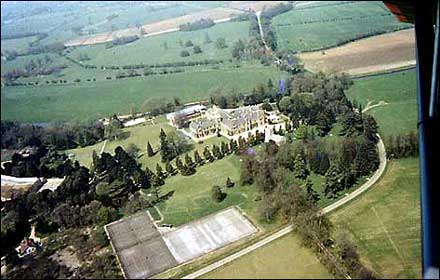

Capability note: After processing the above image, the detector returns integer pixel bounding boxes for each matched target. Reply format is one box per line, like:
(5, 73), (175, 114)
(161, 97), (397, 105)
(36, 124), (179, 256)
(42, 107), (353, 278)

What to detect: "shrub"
(180, 50), (190, 57)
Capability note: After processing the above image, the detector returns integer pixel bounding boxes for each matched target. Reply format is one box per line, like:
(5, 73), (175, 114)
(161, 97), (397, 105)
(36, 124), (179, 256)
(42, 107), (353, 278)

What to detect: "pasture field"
(297, 29), (415, 76)
(0, 35), (38, 53)
(329, 157), (421, 278)
(200, 233), (332, 279)
(272, 1), (413, 52)
(1, 65), (283, 122)
(68, 20), (250, 65)
(346, 69), (417, 137)
(1, 2), (211, 46)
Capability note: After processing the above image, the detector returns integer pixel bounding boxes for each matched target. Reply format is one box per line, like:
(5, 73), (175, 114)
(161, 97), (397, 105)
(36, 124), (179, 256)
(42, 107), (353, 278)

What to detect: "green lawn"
(69, 21), (250, 66)
(329, 157), (421, 278)
(67, 116), (230, 170)
(200, 233), (332, 279)
(146, 154), (268, 228)
(346, 69), (417, 138)
(1, 65), (283, 122)
(272, 1), (412, 52)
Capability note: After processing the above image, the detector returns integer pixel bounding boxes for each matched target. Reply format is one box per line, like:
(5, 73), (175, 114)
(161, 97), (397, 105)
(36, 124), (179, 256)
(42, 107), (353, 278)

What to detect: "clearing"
(296, 29), (415, 76)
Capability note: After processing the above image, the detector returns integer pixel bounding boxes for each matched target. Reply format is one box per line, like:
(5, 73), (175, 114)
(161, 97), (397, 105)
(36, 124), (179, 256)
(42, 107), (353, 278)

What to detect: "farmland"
(1, 65), (284, 122)
(346, 69), (417, 137)
(296, 29), (415, 76)
(329, 157), (421, 279)
(272, 1), (413, 52)
(68, 20), (250, 65)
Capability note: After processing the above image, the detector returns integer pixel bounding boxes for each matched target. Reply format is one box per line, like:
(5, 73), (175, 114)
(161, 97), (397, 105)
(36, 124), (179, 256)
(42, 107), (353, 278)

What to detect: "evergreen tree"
(156, 163), (164, 179)
(185, 153), (194, 168)
(152, 173), (164, 187)
(226, 177), (234, 188)
(203, 146), (214, 162)
(362, 115), (379, 143)
(229, 139), (238, 153)
(293, 153), (309, 179)
(166, 162), (175, 175)
(194, 150), (204, 165)
(159, 129), (175, 162)
(147, 141), (154, 157)
(306, 180), (320, 204)
(180, 164), (196, 176)
(144, 166), (154, 179)
(175, 156), (184, 171)
(211, 185), (225, 202)
(323, 161), (353, 198)
(267, 78), (274, 90)
(221, 141), (229, 155)
(212, 144), (223, 159)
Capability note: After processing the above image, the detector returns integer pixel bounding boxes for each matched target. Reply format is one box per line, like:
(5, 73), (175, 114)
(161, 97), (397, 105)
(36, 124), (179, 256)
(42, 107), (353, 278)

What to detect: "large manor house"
(166, 104), (286, 144)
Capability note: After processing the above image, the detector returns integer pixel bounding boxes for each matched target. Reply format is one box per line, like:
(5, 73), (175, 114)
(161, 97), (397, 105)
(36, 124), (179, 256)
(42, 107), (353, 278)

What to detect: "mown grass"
(200, 233), (332, 279)
(272, 1), (412, 52)
(329, 157), (421, 278)
(1, 65), (283, 122)
(346, 69), (417, 138)
(150, 155), (263, 227)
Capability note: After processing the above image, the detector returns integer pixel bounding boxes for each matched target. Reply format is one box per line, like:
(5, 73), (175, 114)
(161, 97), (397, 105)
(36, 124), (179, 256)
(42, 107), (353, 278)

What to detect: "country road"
(182, 134), (387, 279)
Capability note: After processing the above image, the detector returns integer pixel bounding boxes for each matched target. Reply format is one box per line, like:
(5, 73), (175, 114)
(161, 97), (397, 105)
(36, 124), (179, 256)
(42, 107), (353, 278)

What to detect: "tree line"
(1, 120), (105, 151)
(179, 18), (215, 31)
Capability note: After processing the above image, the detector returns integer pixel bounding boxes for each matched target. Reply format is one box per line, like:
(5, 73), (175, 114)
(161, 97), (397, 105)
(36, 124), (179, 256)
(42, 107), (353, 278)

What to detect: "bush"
(184, 40), (194, 47)
(180, 50), (190, 57)
(193, 45), (202, 54)
(211, 185), (226, 202)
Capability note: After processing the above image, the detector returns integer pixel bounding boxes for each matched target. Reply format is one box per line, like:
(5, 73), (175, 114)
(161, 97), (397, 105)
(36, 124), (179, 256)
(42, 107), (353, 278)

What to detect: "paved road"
(182, 135), (387, 279)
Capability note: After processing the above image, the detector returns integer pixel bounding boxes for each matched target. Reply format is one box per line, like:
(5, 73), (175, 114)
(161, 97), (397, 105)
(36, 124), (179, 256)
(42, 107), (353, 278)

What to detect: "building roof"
(166, 105), (206, 119)
(189, 118), (217, 130)
(220, 106), (264, 130)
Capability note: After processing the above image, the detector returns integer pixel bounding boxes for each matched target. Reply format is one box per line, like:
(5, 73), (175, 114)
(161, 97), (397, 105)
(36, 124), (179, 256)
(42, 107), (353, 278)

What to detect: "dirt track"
(297, 29), (416, 76)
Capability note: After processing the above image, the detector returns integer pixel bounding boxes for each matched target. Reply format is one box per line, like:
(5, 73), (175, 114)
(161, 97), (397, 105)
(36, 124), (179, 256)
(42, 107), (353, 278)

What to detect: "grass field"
(346, 69), (417, 137)
(272, 1), (412, 52)
(200, 233), (332, 279)
(68, 21), (249, 66)
(1, 65), (283, 122)
(148, 155), (269, 229)
(329, 157), (421, 278)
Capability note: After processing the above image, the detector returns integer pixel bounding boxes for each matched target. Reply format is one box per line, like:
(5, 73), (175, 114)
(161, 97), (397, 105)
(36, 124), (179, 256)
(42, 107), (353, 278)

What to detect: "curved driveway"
(182, 134), (387, 279)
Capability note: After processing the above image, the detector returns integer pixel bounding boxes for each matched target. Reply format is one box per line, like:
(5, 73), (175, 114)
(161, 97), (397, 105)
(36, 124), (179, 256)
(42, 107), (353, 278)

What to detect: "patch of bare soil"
(297, 29), (416, 76)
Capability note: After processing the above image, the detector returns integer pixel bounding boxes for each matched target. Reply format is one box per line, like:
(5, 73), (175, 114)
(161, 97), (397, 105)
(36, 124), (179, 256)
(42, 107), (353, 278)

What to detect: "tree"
(203, 146), (214, 162)
(261, 102), (273, 111)
(204, 33), (212, 44)
(323, 161), (353, 199)
(221, 141), (230, 155)
(184, 40), (194, 47)
(229, 139), (238, 153)
(211, 185), (225, 202)
(193, 45), (202, 54)
(215, 37), (227, 49)
(226, 177), (234, 188)
(185, 153), (194, 168)
(212, 144), (223, 159)
(126, 143), (140, 158)
(159, 129), (175, 162)
(166, 162), (175, 175)
(194, 150), (203, 165)
(175, 156), (184, 171)
(180, 50), (190, 57)
(152, 173), (164, 188)
(96, 207), (118, 226)
(306, 180), (319, 204)
(156, 163), (164, 179)
(179, 163), (196, 176)
(293, 153), (308, 179)
(147, 141), (154, 157)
